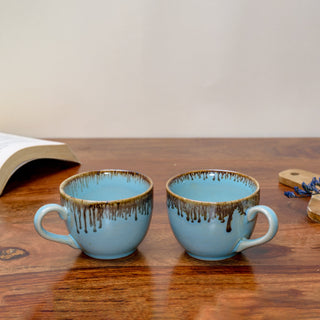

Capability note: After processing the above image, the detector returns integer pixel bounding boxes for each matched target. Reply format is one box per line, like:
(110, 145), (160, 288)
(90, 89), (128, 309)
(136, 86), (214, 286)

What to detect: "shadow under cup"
(34, 170), (153, 259)
(166, 170), (278, 261)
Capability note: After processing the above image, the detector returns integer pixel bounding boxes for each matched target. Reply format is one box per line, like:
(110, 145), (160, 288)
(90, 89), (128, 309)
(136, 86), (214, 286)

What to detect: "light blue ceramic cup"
(166, 170), (278, 261)
(34, 170), (153, 259)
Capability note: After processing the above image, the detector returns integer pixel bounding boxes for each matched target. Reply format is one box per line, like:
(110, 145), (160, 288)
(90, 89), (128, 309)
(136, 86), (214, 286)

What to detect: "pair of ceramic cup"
(34, 169), (278, 261)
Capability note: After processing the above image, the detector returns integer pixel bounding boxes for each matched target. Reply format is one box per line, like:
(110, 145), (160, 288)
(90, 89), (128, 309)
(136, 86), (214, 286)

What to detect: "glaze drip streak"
(64, 170), (150, 200)
(167, 193), (259, 232)
(171, 171), (257, 190)
(60, 170), (153, 234)
(166, 170), (259, 233)
(62, 192), (153, 234)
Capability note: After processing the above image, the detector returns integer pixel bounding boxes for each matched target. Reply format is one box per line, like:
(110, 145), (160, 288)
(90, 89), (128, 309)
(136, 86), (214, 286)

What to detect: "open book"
(0, 133), (79, 196)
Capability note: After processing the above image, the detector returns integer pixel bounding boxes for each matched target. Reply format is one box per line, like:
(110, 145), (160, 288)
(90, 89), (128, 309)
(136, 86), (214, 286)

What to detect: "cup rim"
(166, 169), (260, 206)
(60, 169), (153, 205)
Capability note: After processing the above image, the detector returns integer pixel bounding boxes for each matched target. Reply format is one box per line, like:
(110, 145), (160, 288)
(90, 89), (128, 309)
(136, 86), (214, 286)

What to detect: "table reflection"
(31, 250), (154, 319)
(163, 252), (258, 319)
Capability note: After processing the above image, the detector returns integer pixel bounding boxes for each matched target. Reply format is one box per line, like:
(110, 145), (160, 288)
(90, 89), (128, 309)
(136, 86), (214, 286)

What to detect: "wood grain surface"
(0, 138), (320, 319)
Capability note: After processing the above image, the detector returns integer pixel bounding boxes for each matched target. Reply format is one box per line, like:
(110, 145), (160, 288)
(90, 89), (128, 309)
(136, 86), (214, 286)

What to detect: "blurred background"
(0, 0), (319, 138)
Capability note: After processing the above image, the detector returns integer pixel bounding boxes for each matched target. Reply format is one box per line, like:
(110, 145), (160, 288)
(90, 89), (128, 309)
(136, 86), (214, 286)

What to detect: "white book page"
(0, 133), (62, 168)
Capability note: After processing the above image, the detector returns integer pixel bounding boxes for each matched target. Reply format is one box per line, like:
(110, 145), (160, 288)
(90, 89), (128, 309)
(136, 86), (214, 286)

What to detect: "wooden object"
(279, 169), (320, 223)
(1, 138), (320, 319)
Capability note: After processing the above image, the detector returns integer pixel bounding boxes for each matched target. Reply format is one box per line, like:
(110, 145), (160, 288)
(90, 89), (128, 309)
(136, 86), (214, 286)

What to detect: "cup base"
(83, 249), (136, 260)
(187, 251), (237, 261)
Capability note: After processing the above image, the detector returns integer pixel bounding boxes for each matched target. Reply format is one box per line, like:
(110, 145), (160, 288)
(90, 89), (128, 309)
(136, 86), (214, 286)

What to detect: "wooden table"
(1, 138), (320, 319)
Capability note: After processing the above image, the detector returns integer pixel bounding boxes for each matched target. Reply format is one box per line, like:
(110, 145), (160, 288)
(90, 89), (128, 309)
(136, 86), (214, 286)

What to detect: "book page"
(0, 133), (63, 168)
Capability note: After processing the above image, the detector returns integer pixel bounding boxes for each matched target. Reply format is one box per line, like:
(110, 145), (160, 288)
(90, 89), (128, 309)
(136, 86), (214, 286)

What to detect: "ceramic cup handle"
(34, 204), (80, 249)
(233, 205), (278, 253)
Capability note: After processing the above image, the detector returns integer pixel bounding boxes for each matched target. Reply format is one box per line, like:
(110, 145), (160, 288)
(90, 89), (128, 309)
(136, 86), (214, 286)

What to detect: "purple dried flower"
(284, 177), (320, 198)
(284, 191), (297, 198)
(294, 186), (308, 195)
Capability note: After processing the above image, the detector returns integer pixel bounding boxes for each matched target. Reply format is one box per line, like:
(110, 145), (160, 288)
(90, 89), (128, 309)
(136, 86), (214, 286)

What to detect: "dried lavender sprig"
(284, 177), (320, 198)
(284, 191), (298, 198)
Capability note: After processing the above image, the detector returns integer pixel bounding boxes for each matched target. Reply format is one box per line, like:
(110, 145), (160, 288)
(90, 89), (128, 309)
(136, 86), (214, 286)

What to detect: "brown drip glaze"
(62, 191), (153, 234)
(166, 170), (260, 232)
(167, 192), (259, 232)
(64, 170), (150, 199)
(171, 170), (257, 189)
(60, 170), (153, 234)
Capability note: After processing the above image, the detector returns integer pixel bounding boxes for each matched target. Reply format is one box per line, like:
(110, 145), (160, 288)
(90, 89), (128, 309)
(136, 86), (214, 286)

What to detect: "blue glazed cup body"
(166, 170), (278, 261)
(34, 170), (153, 259)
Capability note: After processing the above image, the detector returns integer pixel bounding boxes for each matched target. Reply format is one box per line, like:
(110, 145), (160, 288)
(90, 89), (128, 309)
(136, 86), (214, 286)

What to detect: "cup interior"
(61, 170), (152, 202)
(167, 170), (258, 203)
